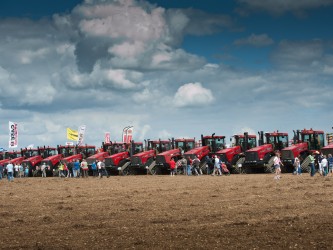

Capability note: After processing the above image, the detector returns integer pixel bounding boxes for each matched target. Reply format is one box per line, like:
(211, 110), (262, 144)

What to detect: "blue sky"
(0, 0), (333, 149)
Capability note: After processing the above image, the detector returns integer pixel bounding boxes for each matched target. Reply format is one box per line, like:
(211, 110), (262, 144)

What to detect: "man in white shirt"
(6, 161), (14, 181)
(321, 155), (328, 176)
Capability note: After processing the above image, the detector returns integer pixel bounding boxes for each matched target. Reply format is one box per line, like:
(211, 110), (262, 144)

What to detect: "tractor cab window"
(215, 138), (225, 151)
(268, 135), (288, 150)
(85, 147), (96, 157)
(185, 141), (195, 151)
(248, 137), (257, 149)
(134, 144), (143, 154)
(303, 133), (324, 150)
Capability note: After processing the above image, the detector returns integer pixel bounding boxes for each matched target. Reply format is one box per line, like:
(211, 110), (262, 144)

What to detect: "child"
(294, 157), (301, 175)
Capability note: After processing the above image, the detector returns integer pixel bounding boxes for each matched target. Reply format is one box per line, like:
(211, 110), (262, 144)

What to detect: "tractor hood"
(22, 155), (43, 167)
(216, 146), (242, 163)
(62, 154), (83, 164)
(156, 148), (181, 164)
(184, 146), (210, 160)
(86, 152), (109, 165)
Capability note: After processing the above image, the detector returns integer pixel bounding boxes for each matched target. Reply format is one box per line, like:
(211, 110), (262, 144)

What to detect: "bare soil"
(1, 173), (333, 249)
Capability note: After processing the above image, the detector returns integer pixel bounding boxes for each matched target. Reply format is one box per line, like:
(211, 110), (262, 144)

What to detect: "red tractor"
(281, 129), (325, 172)
(242, 131), (289, 173)
(104, 141), (144, 175)
(62, 145), (96, 165)
(0, 150), (25, 167)
(21, 146), (58, 176)
(121, 139), (172, 175)
(41, 145), (76, 176)
(215, 132), (257, 174)
(183, 134), (226, 174)
(150, 138), (196, 175)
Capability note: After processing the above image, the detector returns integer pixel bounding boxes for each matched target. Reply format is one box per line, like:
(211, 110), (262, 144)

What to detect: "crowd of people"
(0, 158), (110, 182)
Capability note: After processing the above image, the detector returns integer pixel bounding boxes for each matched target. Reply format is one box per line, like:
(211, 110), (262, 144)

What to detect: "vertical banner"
(77, 125), (86, 146)
(105, 132), (110, 144)
(9, 121), (18, 148)
(122, 126), (133, 143)
(126, 127), (133, 143)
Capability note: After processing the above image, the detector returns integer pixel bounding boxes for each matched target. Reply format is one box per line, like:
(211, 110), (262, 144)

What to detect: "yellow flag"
(67, 128), (78, 140)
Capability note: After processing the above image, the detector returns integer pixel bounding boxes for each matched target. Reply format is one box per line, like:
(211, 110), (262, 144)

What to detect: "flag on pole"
(67, 128), (78, 141)
(77, 125), (86, 146)
(9, 121), (18, 148)
(105, 132), (110, 144)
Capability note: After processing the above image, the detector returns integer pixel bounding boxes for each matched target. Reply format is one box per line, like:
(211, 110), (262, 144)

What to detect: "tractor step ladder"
(234, 157), (245, 174)
(264, 156), (275, 173)
(301, 155), (311, 173)
(148, 161), (156, 175)
(120, 161), (130, 175)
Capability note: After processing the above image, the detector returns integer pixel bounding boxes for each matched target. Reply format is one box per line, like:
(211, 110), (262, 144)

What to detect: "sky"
(0, 0), (333, 149)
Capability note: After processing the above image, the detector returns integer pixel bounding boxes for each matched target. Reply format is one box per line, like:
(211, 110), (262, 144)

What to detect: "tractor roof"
(301, 128), (324, 134)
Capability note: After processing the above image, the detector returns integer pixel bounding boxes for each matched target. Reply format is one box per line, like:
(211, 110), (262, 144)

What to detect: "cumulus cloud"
(174, 82), (214, 107)
(234, 33), (274, 47)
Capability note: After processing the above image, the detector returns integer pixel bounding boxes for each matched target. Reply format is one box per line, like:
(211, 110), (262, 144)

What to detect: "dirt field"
(1, 173), (333, 249)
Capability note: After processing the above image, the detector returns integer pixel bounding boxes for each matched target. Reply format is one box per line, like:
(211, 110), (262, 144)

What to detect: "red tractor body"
(151, 138), (196, 174)
(242, 131), (288, 173)
(281, 129), (325, 172)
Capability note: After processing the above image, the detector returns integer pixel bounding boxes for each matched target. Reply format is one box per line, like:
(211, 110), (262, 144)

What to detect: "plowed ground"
(1, 173), (333, 249)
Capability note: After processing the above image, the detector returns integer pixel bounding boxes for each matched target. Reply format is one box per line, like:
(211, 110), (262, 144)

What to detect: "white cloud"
(234, 33), (274, 47)
(174, 82), (214, 107)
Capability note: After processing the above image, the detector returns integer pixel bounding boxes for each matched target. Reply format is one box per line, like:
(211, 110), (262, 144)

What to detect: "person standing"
(169, 158), (176, 176)
(180, 156), (187, 175)
(0, 163), (4, 180)
(24, 164), (29, 177)
(309, 153), (316, 177)
(273, 151), (283, 180)
(91, 161), (97, 177)
(328, 154), (333, 176)
(321, 155), (328, 177)
(294, 156), (301, 175)
(186, 156), (192, 176)
(80, 159), (89, 178)
(6, 161), (14, 182)
(73, 160), (80, 178)
(14, 163), (19, 178)
(212, 155), (222, 176)
(41, 163), (47, 177)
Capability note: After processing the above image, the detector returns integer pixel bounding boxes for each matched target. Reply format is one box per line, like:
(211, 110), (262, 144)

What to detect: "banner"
(9, 121), (18, 148)
(122, 126), (133, 143)
(67, 128), (78, 141)
(77, 125), (86, 146)
(105, 132), (110, 144)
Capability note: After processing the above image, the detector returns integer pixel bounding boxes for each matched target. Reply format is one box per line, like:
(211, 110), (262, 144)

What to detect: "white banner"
(77, 125), (86, 146)
(105, 132), (110, 144)
(122, 126), (133, 143)
(9, 121), (18, 148)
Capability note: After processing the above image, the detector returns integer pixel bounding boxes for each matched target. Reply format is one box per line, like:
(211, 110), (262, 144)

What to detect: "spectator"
(24, 165), (29, 177)
(41, 163), (47, 177)
(273, 151), (283, 180)
(321, 155), (328, 177)
(192, 155), (202, 176)
(294, 156), (301, 176)
(180, 156), (187, 175)
(0, 163), (3, 180)
(328, 154), (333, 176)
(58, 161), (66, 178)
(91, 161), (97, 177)
(212, 155), (222, 176)
(67, 161), (73, 178)
(80, 159), (89, 178)
(309, 153), (316, 177)
(18, 163), (24, 178)
(169, 158), (176, 176)
(186, 156), (192, 176)
(14, 163), (19, 178)
(205, 155), (213, 175)
(73, 160), (80, 178)
(6, 161), (14, 182)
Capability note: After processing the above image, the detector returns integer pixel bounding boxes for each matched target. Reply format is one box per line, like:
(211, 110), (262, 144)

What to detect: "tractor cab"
(201, 134), (225, 154)
(300, 128), (325, 151)
(76, 145), (96, 158)
(175, 138), (195, 153)
(58, 145), (76, 157)
(264, 131), (289, 151)
(232, 133), (257, 151)
(147, 140), (171, 154)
